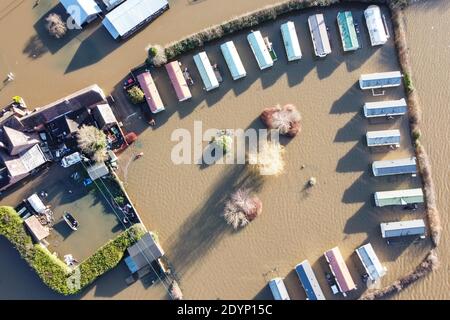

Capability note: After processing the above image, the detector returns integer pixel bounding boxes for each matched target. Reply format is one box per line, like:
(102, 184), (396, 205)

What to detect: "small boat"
(63, 212), (79, 231)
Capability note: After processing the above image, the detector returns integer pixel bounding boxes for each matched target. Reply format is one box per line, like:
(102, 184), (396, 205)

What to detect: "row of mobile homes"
(364, 5), (389, 46)
(308, 14), (332, 58)
(103, 0), (169, 40)
(280, 21), (302, 61)
(372, 157), (417, 177)
(193, 52), (220, 91)
(380, 219), (426, 239)
(165, 61), (192, 102)
(363, 98), (407, 118)
(366, 129), (400, 148)
(337, 11), (359, 52)
(136, 71), (165, 114)
(359, 71), (402, 90)
(374, 188), (424, 207)
(220, 41), (247, 80)
(295, 260), (326, 300)
(324, 247), (356, 296)
(60, 0), (101, 28)
(268, 278), (291, 300)
(355, 243), (387, 282)
(247, 31), (274, 70)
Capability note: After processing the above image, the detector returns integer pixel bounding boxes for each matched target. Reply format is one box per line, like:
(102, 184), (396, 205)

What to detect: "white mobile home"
(363, 98), (407, 118)
(193, 51), (220, 91)
(359, 71), (402, 90)
(280, 21), (302, 61)
(247, 31), (274, 70)
(60, 0), (101, 27)
(355, 243), (387, 282)
(374, 188), (424, 207)
(268, 278), (290, 300)
(366, 129), (400, 148)
(364, 5), (389, 46)
(220, 41), (247, 80)
(380, 219), (426, 239)
(372, 157), (417, 177)
(337, 11), (359, 51)
(295, 260), (326, 300)
(308, 14), (332, 58)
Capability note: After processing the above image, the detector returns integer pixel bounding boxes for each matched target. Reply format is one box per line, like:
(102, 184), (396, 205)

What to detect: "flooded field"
(0, 0), (449, 300)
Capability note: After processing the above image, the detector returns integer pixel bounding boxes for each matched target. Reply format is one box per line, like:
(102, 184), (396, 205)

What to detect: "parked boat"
(63, 212), (79, 231)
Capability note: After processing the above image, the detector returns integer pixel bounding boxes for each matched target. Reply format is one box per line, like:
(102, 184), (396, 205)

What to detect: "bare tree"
(77, 125), (108, 163)
(45, 13), (67, 39)
(223, 188), (262, 229)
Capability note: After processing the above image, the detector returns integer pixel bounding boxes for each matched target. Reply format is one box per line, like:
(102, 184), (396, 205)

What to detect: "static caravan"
(355, 243), (387, 282)
(103, 0), (126, 11)
(136, 71), (165, 114)
(380, 219), (426, 239)
(364, 5), (389, 46)
(366, 129), (400, 148)
(295, 260), (326, 300)
(165, 61), (192, 102)
(337, 11), (359, 52)
(193, 52), (220, 91)
(372, 157), (417, 177)
(280, 21), (302, 61)
(268, 278), (290, 300)
(359, 71), (402, 90)
(308, 14), (332, 58)
(220, 41), (247, 80)
(363, 98), (408, 118)
(324, 247), (357, 297)
(60, 0), (101, 27)
(247, 31), (274, 70)
(374, 188), (424, 207)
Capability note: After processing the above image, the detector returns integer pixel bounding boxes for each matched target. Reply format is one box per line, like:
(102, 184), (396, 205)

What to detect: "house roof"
(1, 144), (47, 178)
(3, 126), (40, 156)
(127, 232), (164, 271)
(92, 104), (118, 128)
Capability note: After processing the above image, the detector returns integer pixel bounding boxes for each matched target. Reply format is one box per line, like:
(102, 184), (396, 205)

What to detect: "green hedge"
(0, 206), (145, 295)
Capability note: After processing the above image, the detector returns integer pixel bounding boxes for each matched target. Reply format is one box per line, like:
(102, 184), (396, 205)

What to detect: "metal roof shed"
(337, 11), (359, 51)
(364, 5), (389, 46)
(374, 188), (424, 207)
(193, 52), (219, 91)
(295, 260), (326, 300)
(372, 157), (417, 177)
(86, 162), (109, 180)
(363, 98), (407, 118)
(366, 129), (400, 148)
(103, 0), (169, 40)
(359, 71), (402, 90)
(380, 219), (426, 238)
(324, 247), (356, 296)
(24, 215), (50, 242)
(247, 31), (274, 70)
(268, 278), (290, 300)
(27, 194), (46, 214)
(136, 71), (165, 114)
(308, 14), (331, 58)
(220, 41), (247, 80)
(126, 232), (164, 273)
(355, 243), (387, 281)
(60, 0), (101, 27)
(93, 104), (118, 129)
(280, 21), (302, 61)
(165, 61), (192, 101)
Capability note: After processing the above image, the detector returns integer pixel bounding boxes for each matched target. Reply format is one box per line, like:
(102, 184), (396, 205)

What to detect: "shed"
(359, 71), (402, 90)
(92, 104), (118, 129)
(103, 0), (169, 39)
(24, 215), (50, 242)
(374, 188), (424, 207)
(308, 14), (331, 58)
(136, 71), (165, 114)
(363, 98), (407, 118)
(60, 0), (101, 27)
(220, 41), (247, 80)
(247, 31), (274, 70)
(337, 11), (359, 51)
(193, 52), (219, 91)
(125, 232), (165, 273)
(364, 5), (389, 46)
(165, 61), (192, 101)
(280, 21), (302, 61)
(355, 243), (387, 281)
(27, 194), (46, 214)
(86, 162), (109, 180)
(366, 129), (400, 148)
(295, 260), (326, 300)
(380, 219), (426, 239)
(324, 247), (356, 296)
(372, 157), (417, 177)
(268, 277), (290, 300)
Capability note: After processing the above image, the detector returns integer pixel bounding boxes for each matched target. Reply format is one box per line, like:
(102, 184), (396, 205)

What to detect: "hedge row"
(0, 206), (145, 295)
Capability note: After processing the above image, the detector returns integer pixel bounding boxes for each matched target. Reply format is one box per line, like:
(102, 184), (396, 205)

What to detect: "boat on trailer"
(63, 212), (79, 231)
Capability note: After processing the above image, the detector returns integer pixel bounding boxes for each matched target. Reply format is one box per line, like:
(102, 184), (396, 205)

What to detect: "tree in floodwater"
(45, 13), (67, 39)
(223, 188), (262, 230)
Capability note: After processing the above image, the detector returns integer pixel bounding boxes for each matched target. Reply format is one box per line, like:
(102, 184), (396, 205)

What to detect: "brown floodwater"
(0, 0), (448, 300)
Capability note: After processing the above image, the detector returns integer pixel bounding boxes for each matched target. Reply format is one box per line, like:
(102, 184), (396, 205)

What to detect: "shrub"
(45, 13), (67, 39)
(127, 85), (145, 105)
(223, 188), (262, 229)
(248, 141), (285, 176)
(114, 196), (125, 206)
(403, 72), (414, 93)
(212, 131), (233, 154)
(261, 104), (301, 137)
(146, 44), (167, 67)
(77, 125), (108, 163)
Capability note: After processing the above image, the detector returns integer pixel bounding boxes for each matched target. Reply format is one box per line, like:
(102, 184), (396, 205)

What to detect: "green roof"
(337, 12), (359, 51)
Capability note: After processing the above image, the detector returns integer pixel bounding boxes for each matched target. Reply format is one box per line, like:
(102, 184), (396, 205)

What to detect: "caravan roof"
(337, 11), (359, 51)
(295, 260), (326, 300)
(193, 52), (219, 91)
(60, 0), (101, 27)
(364, 5), (389, 46)
(366, 129), (400, 147)
(268, 278), (290, 300)
(380, 219), (426, 238)
(355, 243), (387, 281)
(136, 71), (165, 113)
(220, 41), (247, 80)
(247, 31), (274, 70)
(374, 188), (424, 207)
(308, 14), (331, 57)
(165, 61), (192, 101)
(363, 98), (407, 118)
(324, 247), (356, 295)
(359, 71), (402, 90)
(280, 21), (302, 61)
(372, 157), (417, 177)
